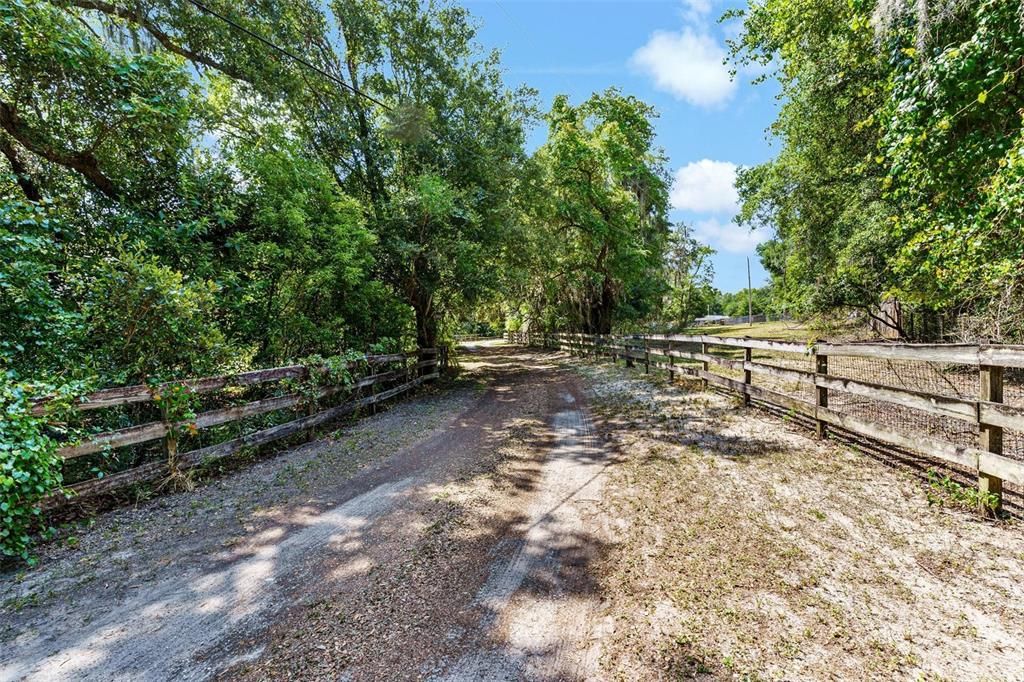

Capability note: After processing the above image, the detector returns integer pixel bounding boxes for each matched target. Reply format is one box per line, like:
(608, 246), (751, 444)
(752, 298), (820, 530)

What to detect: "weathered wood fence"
(454, 334), (503, 343)
(33, 349), (442, 507)
(509, 331), (1024, 511)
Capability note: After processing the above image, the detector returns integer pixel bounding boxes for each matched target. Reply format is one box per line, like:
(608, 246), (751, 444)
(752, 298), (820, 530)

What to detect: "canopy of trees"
(1, 0), (539, 384)
(730, 0), (1024, 339)
(0, 0), (685, 559)
(502, 90), (672, 334)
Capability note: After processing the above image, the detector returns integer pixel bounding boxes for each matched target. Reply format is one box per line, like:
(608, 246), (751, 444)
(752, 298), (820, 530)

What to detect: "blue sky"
(465, 0), (779, 293)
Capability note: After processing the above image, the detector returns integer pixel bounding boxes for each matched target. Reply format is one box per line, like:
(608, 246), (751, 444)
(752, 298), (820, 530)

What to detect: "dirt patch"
(576, 358), (1024, 681)
(1, 344), (614, 682)
(228, 352), (613, 681)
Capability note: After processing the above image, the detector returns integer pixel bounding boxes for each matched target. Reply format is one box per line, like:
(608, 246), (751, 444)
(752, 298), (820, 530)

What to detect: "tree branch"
(0, 101), (119, 199)
(0, 136), (42, 202)
(66, 0), (251, 83)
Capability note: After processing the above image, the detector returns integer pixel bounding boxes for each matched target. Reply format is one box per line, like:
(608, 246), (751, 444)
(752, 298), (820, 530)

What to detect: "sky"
(465, 0), (780, 293)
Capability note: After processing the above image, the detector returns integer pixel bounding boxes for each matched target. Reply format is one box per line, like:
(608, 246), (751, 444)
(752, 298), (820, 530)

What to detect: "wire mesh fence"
(695, 346), (1024, 463)
(523, 331), (1024, 479)
(828, 355), (983, 458)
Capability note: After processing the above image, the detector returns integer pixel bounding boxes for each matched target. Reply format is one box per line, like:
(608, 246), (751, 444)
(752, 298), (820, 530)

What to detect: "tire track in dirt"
(2, 478), (415, 681)
(2, 344), (615, 681)
(437, 390), (612, 681)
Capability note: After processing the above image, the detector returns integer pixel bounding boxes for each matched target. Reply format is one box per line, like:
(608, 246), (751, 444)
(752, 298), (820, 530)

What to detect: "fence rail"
(509, 331), (1024, 511)
(33, 349), (442, 506)
(454, 334), (503, 343)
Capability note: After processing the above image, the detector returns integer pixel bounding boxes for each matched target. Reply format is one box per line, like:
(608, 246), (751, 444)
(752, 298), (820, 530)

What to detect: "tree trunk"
(411, 289), (437, 377)
(0, 101), (120, 199)
(1, 137), (41, 201)
(584, 274), (615, 334)
(411, 284), (435, 346)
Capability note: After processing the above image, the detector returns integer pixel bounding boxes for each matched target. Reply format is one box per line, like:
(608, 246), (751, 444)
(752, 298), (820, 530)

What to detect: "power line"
(182, 0), (515, 166)
(181, 0), (393, 112)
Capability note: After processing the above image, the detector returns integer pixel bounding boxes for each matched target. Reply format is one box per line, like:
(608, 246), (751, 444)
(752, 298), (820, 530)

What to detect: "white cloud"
(630, 27), (736, 107)
(693, 218), (770, 254)
(682, 0), (713, 23)
(670, 159), (739, 214)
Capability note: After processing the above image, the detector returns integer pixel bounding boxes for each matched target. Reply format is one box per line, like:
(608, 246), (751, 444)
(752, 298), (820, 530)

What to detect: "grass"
(677, 318), (875, 343)
(676, 320), (818, 342)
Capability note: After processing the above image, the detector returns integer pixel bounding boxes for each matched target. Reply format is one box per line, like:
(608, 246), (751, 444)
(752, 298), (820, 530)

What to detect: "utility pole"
(747, 256), (753, 327)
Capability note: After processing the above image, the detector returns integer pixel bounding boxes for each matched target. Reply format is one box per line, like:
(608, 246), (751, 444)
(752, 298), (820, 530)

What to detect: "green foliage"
(663, 225), (716, 325)
(0, 199), (77, 375)
(507, 90), (671, 333)
(926, 469), (1000, 514)
(0, 0), (197, 201)
(732, 0), (1024, 337)
(880, 0), (1024, 323)
(0, 373), (62, 563)
(82, 248), (229, 383)
(714, 286), (777, 318)
(220, 128), (383, 361)
(730, 0), (893, 320)
(148, 381), (199, 438)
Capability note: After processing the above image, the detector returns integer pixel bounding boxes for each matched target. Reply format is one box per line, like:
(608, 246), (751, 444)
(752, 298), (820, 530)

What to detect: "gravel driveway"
(4, 341), (1023, 681)
(1, 342), (610, 681)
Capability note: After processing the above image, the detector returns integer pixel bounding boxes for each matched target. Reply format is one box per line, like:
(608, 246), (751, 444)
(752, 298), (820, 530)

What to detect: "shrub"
(82, 248), (231, 382)
(0, 199), (79, 378)
(0, 373), (62, 564)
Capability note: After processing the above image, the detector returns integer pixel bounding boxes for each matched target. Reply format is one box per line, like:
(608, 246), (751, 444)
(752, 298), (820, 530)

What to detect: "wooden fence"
(33, 349), (442, 507)
(454, 334), (503, 343)
(509, 331), (1024, 512)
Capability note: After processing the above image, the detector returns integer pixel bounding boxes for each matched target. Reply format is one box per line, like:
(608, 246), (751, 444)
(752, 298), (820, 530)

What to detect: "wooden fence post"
(700, 342), (709, 390)
(979, 364), (1004, 514)
(644, 336), (650, 374)
(815, 352), (828, 439)
(159, 399), (182, 479)
(163, 415), (178, 472)
(306, 383), (319, 441)
(743, 347), (752, 406)
(668, 339), (674, 380)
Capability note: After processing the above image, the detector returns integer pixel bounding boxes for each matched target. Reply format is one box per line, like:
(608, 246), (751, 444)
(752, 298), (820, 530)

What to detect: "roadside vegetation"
(3, 0), (1024, 563)
(728, 0), (1024, 341)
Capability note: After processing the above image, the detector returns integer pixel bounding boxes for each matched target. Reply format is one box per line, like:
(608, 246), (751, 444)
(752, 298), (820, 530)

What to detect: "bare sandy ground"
(4, 342), (1023, 681)
(1, 343), (610, 681)
(577, 359), (1024, 681)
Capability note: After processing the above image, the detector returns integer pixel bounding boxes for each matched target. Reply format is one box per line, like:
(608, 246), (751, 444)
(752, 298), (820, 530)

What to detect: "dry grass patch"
(574, 359), (1024, 681)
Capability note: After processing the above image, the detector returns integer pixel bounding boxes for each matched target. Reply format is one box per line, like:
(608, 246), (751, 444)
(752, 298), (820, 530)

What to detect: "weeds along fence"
(32, 349), (443, 508)
(509, 331), (1024, 512)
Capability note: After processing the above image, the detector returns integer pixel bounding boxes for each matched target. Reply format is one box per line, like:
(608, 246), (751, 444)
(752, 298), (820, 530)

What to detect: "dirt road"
(1, 342), (612, 681)
(5, 341), (1024, 681)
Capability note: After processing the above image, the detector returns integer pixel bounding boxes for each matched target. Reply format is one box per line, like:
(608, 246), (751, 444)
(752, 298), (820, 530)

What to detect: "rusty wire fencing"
(509, 330), (1024, 513)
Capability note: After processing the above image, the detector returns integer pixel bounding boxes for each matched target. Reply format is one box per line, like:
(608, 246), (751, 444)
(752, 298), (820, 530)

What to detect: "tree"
(729, 0), (895, 323)
(663, 224), (715, 324)
(878, 0), (1024, 336)
(731, 0), (1024, 339)
(511, 90), (671, 334)
(0, 0), (536, 376)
